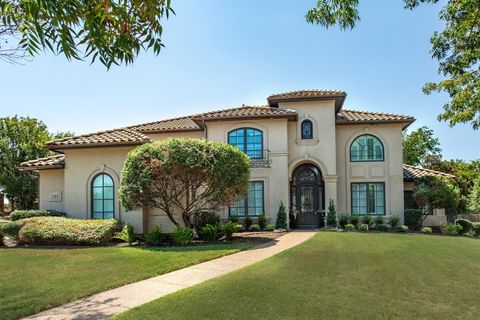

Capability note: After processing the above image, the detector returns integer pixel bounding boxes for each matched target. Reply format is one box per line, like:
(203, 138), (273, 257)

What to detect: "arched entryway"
(290, 163), (325, 228)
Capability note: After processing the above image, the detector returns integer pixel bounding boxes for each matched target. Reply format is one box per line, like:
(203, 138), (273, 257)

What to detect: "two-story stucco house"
(19, 90), (452, 232)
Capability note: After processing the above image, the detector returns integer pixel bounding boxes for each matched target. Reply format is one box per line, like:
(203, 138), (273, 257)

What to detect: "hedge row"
(10, 209), (66, 221)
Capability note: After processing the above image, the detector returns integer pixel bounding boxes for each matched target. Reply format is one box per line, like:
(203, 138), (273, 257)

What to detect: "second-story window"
(228, 128), (263, 159)
(301, 120), (313, 139)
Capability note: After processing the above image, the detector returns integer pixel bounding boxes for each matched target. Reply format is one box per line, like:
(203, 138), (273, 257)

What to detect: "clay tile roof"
(192, 105), (297, 121)
(45, 128), (150, 150)
(267, 89), (347, 111)
(127, 116), (201, 132)
(403, 164), (455, 180)
(337, 109), (415, 128)
(19, 154), (65, 171)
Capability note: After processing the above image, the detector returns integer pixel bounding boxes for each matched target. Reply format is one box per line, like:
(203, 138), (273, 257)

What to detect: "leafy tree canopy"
(413, 175), (460, 211)
(0, 0), (173, 67)
(306, 0), (480, 129)
(468, 176), (480, 214)
(403, 126), (442, 167)
(119, 138), (251, 228)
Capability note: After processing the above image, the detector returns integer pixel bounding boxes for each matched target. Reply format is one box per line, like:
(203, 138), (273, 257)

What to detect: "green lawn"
(0, 243), (252, 320)
(115, 232), (480, 320)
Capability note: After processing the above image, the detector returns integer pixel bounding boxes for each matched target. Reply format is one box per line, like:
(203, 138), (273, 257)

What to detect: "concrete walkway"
(24, 230), (316, 320)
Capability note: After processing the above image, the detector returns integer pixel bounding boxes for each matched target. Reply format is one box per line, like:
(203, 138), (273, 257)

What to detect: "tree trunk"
(0, 193), (4, 214)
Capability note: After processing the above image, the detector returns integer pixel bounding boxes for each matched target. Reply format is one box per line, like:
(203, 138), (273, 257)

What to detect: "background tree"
(0, 0), (173, 67)
(403, 126), (442, 167)
(413, 176), (460, 213)
(119, 138), (251, 228)
(467, 176), (480, 214)
(306, 0), (480, 129)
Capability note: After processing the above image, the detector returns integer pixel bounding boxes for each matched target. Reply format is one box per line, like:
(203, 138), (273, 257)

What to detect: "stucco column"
(324, 175), (338, 212)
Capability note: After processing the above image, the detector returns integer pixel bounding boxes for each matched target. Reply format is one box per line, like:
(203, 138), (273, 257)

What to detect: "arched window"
(301, 120), (313, 139)
(350, 134), (384, 162)
(91, 173), (114, 219)
(228, 128), (263, 159)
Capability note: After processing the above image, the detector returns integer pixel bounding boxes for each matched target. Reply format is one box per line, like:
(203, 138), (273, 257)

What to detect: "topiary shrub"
(345, 224), (355, 232)
(358, 224), (369, 232)
(1, 221), (22, 239)
(349, 215), (359, 227)
(404, 209), (423, 230)
(338, 215), (349, 228)
(264, 224), (275, 231)
(172, 227), (194, 246)
(397, 225), (409, 233)
(374, 216), (384, 226)
(326, 199), (337, 228)
(441, 223), (462, 236)
(145, 226), (163, 245)
(223, 221), (237, 241)
(455, 219), (473, 235)
(376, 224), (388, 232)
(114, 224), (135, 245)
(388, 215), (400, 228)
(10, 209), (65, 221)
(258, 214), (267, 230)
(200, 224), (218, 242)
(361, 214), (373, 227)
(244, 216), (253, 229)
(275, 201), (288, 230)
(18, 217), (119, 245)
(421, 227), (433, 234)
(249, 224), (261, 232)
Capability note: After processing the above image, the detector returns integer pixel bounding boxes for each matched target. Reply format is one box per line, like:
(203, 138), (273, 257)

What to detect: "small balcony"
(250, 149), (271, 168)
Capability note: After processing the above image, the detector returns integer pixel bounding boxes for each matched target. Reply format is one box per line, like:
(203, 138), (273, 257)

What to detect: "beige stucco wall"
(39, 169), (65, 212)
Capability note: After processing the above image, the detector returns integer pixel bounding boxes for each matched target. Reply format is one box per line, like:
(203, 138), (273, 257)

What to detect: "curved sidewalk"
(24, 230), (316, 320)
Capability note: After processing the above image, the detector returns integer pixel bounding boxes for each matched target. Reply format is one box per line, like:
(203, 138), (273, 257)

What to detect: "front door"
(291, 164), (324, 228)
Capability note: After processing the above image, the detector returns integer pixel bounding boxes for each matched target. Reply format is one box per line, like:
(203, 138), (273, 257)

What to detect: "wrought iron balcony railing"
(250, 149), (271, 168)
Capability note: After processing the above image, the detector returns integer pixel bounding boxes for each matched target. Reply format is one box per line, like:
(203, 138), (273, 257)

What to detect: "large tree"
(413, 175), (460, 212)
(119, 138), (251, 228)
(0, 0), (172, 67)
(306, 0), (480, 129)
(403, 126), (442, 167)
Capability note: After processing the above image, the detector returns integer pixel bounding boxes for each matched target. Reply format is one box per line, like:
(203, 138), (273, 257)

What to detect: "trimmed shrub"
(145, 226), (163, 245)
(244, 216), (253, 229)
(194, 211), (220, 229)
(388, 215), (401, 228)
(258, 214), (267, 230)
(358, 224), (369, 232)
(249, 224), (261, 232)
(376, 224), (388, 232)
(229, 217), (239, 224)
(264, 224), (275, 231)
(421, 227), (433, 234)
(338, 215), (349, 228)
(172, 227), (194, 246)
(397, 225), (409, 233)
(234, 224), (245, 232)
(361, 215), (373, 227)
(10, 209), (65, 221)
(374, 216), (384, 226)
(275, 201), (288, 229)
(441, 223), (462, 236)
(18, 217), (118, 245)
(326, 199), (337, 228)
(473, 223), (480, 237)
(455, 219), (473, 235)
(114, 224), (135, 245)
(404, 209), (423, 230)
(1, 221), (22, 239)
(200, 224), (218, 242)
(223, 221), (237, 241)
(349, 215), (359, 227)
(345, 224), (355, 232)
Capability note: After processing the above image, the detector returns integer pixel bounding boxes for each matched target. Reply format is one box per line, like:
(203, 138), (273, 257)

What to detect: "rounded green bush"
(222, 222), (237, 241)
(374, 216), (385, 226)
(349, 215), (359, 227)
(441, 223), (462, 236)
(234, 224), (245, 232)
(345, 224), (355, 232)
(375, 224), (388, 232)
(10, 209), (65, 221)
(358, 224), (369, 232)
(249, 224), (261, 232)
(455, 219), (473, 234)
(264, 224), (275, 231)
(258, 214), (267, 230)
(421, 227), (433, 234)
(397, 225), (409, 233)
(338, 215), (349, 228)
(200, 224), (218, 242)
(145, 226), (163, 245)
(388, 215), (401, 228)
(172, 227), (194, 246)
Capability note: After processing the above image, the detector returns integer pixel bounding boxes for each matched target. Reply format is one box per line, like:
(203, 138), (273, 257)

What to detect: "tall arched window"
(301, 120), (313, 139)
(91, 173), (114, 219)
(228, 128), (263, 159)
(350, 134), (384, 162)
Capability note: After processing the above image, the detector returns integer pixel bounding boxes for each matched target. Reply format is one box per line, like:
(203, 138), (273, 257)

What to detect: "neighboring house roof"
(19, 154), (65, 171)
(337, 109), (415, 128)
(403, 164), (455, 181)
(267, 89), (347, 111)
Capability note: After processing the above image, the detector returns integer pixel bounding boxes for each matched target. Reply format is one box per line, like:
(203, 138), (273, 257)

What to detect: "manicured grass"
(115, 232), (480, 320)
(0, 242), (252, 320)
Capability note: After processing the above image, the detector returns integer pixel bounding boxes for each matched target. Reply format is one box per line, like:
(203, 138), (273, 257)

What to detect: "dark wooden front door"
(291, 164), (324, 228)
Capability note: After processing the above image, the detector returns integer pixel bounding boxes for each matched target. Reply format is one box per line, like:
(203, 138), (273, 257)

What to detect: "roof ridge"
(268, 89), (347, 98)
(46, 127), (150, 145)
(124, 115), (194, 130)
(403, 164), (454, 175)
(341, 108), (414, 118)
(20, 154), (64, 164)
(192, 104), (271, 117)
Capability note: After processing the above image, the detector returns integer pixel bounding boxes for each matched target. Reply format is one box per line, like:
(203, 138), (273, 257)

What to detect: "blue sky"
(0, 0), (478, 160)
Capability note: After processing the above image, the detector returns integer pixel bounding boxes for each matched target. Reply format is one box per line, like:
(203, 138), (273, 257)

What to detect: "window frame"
(351, 182), (386, 216)
(350, 134), (385, 162)
(229, 181), (265, 217)
(91, 173), (115, 219)
(301, 120), (313, 140)
(227, 127), (264, 159)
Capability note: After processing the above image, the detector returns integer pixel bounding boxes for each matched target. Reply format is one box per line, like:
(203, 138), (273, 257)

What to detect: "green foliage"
(275, 201), (288, 229)
(249, 224), (261, 232)
(338, 215), (349, 228)
(120, 138), (250, 228)
(473, 223), (480, 237)
(228, 217), (239, 224)
(305, 0), (360, 30)
(172, 227), (194, 246)
(361, 214), (373, 227)
(264, 224), (275, 231)
(145, 226), (163, 245)
(326, 199), (337, 227)
(441, 223), (462, 236)
(388, 215), (401, 228)
(421, 227), (433, 234)
(244, 216), (253, 229)
(200, 224), (218, 242)
(0, 0), (174, 68)
(10, 209), (65, 221)
(345, 224), (355, 232)
(18, 217), (119, 245)
(0, 220), (21, 238)
(349, 215), (359, 226)
(114, 224), (135, 245)
(358, 224), (368, 232)
(414, 176), (460, 211)
(0, 116), (52, 210)
(194, 211), (220, 230)
(468, 176), (480, 214)
(258, 214), (267, 230)
(404, 209), (424, 230)
(455, 219), (473, 235)
(222, 222), (237, 241)
(234, 224), (245, 232)
(403, 127), (442, 167)
(375, 224), (388, 232)
(397, 225), (409, 233)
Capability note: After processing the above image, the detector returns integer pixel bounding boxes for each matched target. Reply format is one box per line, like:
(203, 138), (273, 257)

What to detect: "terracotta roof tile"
(403, 164), (455, 180)
(268, 89), (346, 100)
(46, 128), (150, 150)
(337, 109), (415, 127)
(192, 105), (297, 121)
(19, 154), (65, 171)
(128, 116), (200, 132)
